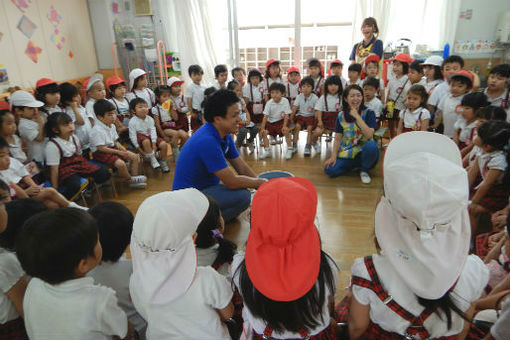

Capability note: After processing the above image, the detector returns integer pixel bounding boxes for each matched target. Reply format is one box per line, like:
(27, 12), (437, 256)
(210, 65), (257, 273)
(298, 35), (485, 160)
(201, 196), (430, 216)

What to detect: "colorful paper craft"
(25, 40), (42, 63)
(47, 5), (62, 27)
(68, 51), (73, 58)
(11, 0), (31, 13)
(17, 15), (37, 39)
(50, 28), (66, 50)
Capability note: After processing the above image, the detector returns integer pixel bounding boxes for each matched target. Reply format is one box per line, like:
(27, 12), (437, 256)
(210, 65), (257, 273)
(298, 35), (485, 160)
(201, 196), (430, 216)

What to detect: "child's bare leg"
(178, 130), (189, 146)
(36, 187), (69, 208)
(125, 151), (140, 175)
(141, 139), (152, 153)
(159, 142), (169, 161)
(261, 129), (269, 148)
(293, 123), (301, 143)
(306, 126), (313, 144)
(114, 158), (131, 180)
(284, 132), (292, 147)
(164, 130), (179, 148)
(312, 127), (323, 143)
(469, 203), (487, 234)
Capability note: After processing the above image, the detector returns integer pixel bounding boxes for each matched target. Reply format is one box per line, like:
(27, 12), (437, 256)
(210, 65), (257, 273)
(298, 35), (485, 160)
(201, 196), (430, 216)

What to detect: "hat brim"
(168, 80), (184, 87)
(246, 177), (321, 302)
(383, 132), (462, 177)
(450, 74), (473, 85)
(375, 197), (470, 299)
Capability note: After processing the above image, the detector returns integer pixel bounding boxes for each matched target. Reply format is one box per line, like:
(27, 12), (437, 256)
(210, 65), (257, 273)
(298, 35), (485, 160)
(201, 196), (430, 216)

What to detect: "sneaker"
(129, 181), (147, 189)
(148, 153), (161, 169)
(160, 160), (170, 173)
(270, 136), (277, 145)
(313, 142), (321, 154)
(130, 175), (147, 184)
(172, 147), (180, 161)
(360, 171), (371, 184)
(304, 144), (311, 157)
(248, 143), (255, 153)
(285, 148), (293, 160)
(259, 148), (270, 159)
(325, 135), (332, 142)
(68, 201), (88, 210)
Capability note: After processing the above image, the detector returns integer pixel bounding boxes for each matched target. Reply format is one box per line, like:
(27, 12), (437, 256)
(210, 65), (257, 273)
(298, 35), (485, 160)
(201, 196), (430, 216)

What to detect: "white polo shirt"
(484, 88), (510, 122)
(243, 83), (265, 103)
(108, 97), (130, 117)
(89, 120), (119, 153)
(0, 248), (24, 324)
(171, 95), (189, 113)
(128, 115), (157, 148)
(351, 254), (488, 338)
(23, 277), (128, 340)
(263, 98), (291, 123)
(286, 82), (300, 101)
(263, 77), (283, 95)
(387, 75), (410, 111)
(185, 83), (206, 112)
(478, 150), (507, 183)
(454, 119), (477, 144)
(65, 105), (93, 150)
(45, 136), (81, 166)
(424, 79), (444, 95)
(346, 78), (363, 86)
(365, 97), (384, 118)
(85, 99), (97, 121)
(293, 93), (319, 117)
(312, 76), (325, 95)
(314, 94), (342, 113)
(438, 93), (465, 138)
(7, 135), (27, 164)
(399, 107), (431, 129)
(126, 88), (156, 108)
(151, 104), (173, 123)
(0, 157), (29, 185)
(18, 117), (47, 163)
(427, 81), (450, 108)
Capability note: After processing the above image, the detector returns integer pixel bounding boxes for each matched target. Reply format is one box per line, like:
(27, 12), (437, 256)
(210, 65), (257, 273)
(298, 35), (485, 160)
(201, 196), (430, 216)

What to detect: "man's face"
(215, 102), (241, 134)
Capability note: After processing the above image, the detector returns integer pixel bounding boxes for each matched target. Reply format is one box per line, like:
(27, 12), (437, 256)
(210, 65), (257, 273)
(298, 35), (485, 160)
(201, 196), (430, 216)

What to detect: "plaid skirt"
(191, 109), (203, 132)
(59, 154), (100, 183)
(174, 112), (189, 132)
(136, 133), (164, 147)
(247, 102), (265, 124)
(266, 120), (285, 137)
(475, 231), (499, 258)
(0, 317), (29, 340)
(322, 112), (338, 131)
(92, 151), (120, 166)
(478, 184), (510, 212)
(296, 115), (317, 129)
(252, 323), (337, 340)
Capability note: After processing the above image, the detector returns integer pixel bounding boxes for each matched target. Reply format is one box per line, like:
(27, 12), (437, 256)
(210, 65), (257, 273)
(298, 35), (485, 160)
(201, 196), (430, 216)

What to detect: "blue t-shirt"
(349, 37), (383, 61)
(334, 109), (376, 134)
(172, 122), (239, 190)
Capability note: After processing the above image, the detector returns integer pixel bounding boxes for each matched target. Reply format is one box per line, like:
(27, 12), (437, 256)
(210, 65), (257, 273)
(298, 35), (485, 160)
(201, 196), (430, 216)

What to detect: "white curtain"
(439, 0), (461, 48)
(352, 0), (392, 47)
(156, 0), (228, 86)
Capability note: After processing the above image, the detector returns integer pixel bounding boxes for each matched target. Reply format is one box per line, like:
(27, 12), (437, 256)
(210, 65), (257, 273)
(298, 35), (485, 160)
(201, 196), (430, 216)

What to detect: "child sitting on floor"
(16, 208), (133, 340)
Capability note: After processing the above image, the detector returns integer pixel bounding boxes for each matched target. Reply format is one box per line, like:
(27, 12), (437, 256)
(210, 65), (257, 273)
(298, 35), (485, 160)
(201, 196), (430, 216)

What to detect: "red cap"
(106, 76), (126, 88)
(393, 53), (413, 64)
(450, 70), (474, 84)
(265, 58), (280, 69)
(287, 66), (300, 74)
(330, 59), (343, 66)
(36, 78), (57, 89)
(246, 177), (321, 301)
(364, 55), (380, 65)
(0, 101), (10, 111)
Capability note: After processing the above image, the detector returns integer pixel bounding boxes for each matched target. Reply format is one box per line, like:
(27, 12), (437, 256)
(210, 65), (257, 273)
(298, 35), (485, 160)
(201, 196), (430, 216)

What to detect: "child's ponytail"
(477, 120), (510, 185)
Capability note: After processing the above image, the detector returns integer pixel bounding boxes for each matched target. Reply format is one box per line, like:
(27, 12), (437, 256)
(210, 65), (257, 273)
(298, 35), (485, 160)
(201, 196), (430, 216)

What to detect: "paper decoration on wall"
(68, 51), (73, 58)
(0, 64), (9, 85)
(25, 40), (42, 63)
(50, 29), (66, 50)
(47, 6), (62, 27)
(17, 15), (37, 39)
(0, 33), (3, 42)
(112, 1), (120, 14)
(11, 0), (31, 13)
(454, 39), (496, 54)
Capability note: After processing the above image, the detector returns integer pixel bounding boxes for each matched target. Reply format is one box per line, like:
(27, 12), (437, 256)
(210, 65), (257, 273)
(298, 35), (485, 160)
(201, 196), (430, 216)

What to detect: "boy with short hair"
(432, 70), (473, 138)
(363, 77), (384, 124)
(259, 83), (293, 160)
(484, 64), (510, 122)
(427, 55), (464, 115)
(347, 63), (363, 86)
(16, 208), (133, 340)
(290, 76), (319, 156)
(213, 64), (228, 90)
(185, 65), (206, 132)
(231, 67), (246, 87)
(90, 99), (146, 189)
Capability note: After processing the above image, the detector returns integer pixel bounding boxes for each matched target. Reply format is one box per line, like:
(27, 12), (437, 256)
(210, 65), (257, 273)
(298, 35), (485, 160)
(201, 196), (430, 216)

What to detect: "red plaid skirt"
(252, 323), (337, 340)
(191, 109), (203, 132)
(247, 102), (265, 124)
(296, 115), (317, 129)
(92, 151), (120, 166)
(59, 154), (100, 183)
(322, 112), (338, 131)
(136, 133), (164, 147)
(475, 231), (499, 258)
(0, 317), (29, 340)
(478, 184), (510, 212)
(174, 112), (189, 132)
(265, 119), (285, 137)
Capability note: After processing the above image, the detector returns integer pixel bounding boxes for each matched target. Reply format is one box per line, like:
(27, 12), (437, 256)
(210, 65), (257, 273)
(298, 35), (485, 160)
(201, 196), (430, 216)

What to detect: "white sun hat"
(420, 55), (444, 67)
(129, 68), (150, 91)
(9, 90), (44, 110)
(129, 189), (209, 313)
(85, 73), (104, 92)
(376, 131), (471, 299)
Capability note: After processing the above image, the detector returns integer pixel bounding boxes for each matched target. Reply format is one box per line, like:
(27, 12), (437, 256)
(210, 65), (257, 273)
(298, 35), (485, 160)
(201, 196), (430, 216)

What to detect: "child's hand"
(25, 185), (41, 197)
(282, 126), (289, 134)
(323, 156), (337, 169)
(36, 114), (45, 125)
(70, 101), (78, 110)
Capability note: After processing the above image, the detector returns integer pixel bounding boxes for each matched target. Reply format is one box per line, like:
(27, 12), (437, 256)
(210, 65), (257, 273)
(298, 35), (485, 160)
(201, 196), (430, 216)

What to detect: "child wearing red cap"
(329, 59), (347, 89)
(386, 53), (412, 138)
(167, 77), (190, 135)
(285, 67), (301, 107)
(232, 177), (339, 339)
(308, 58), (325, 97)
(263, 59), (284, 102)
(106, 76), (130, 137)
(34, 78), (64, 118)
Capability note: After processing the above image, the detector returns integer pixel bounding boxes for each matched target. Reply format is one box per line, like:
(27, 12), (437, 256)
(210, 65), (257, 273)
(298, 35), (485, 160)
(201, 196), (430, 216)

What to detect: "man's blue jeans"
(202, 184), (251, 223)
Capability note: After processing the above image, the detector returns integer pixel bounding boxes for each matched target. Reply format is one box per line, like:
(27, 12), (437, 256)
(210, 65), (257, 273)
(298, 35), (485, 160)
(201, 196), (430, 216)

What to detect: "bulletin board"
(0, 0), (98, 91)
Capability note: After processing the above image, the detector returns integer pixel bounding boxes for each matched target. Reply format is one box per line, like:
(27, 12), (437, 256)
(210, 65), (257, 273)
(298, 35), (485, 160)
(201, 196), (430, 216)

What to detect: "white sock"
(68, 201), (88, 210)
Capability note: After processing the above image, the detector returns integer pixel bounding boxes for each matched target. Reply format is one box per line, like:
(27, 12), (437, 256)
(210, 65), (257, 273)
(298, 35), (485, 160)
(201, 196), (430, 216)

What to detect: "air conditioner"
(496, 11), (510, 44)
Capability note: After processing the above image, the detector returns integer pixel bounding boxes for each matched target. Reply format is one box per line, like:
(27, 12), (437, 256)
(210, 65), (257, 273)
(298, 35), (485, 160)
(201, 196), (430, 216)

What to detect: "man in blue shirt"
(173, 89), (266, 222)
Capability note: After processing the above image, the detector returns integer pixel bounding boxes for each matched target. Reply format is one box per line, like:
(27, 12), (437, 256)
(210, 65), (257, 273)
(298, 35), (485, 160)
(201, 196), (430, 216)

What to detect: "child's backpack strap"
(324, 95), (328, 112)
(351, 256), (436, 340)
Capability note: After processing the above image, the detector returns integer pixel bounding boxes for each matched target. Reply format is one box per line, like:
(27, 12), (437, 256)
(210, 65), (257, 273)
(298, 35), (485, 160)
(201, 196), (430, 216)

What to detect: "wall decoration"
(0, 64), (9, 85)
(25, 40), (42, 63)
(454, 39), (497, 54)
(68, 51), (74, 58)
(11, 0), (31, 13)
(17, 15), (37, 39)
(112, 1), (120, 14)
(47, 5), (62, 27)
(0, 32), (4, 42)
(50, 28), (66, 50)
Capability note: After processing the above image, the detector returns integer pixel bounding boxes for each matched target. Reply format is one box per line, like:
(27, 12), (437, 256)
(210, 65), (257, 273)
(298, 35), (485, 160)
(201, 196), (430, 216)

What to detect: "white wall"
(0, 0), (98, 90)
(455, 0), (510, 59)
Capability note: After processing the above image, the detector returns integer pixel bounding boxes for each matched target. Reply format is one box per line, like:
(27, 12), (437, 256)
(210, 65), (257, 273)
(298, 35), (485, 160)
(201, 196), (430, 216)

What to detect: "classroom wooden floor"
(110, 136), (383, 300)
